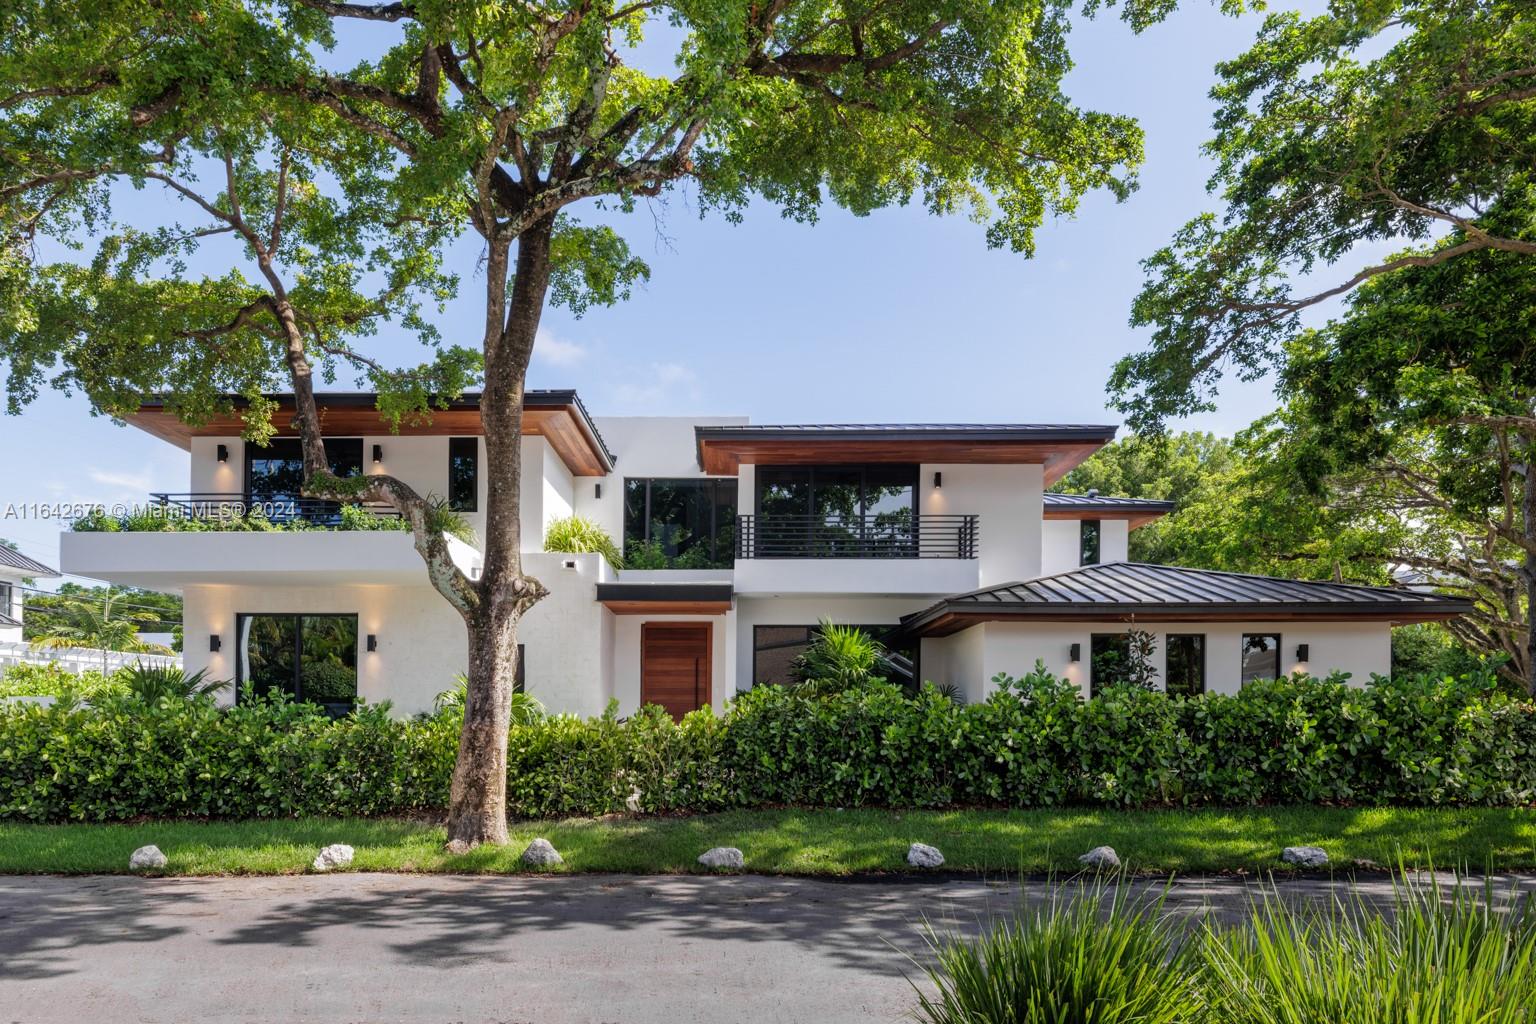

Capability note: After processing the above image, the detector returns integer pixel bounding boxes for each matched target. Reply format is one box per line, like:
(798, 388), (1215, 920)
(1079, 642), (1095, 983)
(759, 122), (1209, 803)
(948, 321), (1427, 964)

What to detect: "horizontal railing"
(735, 514), (979, 559)
(148, 492), (401, 527)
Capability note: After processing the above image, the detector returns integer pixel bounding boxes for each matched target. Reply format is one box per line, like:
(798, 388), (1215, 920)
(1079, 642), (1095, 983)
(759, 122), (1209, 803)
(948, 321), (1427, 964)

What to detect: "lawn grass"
(0, 807), (1532, 876)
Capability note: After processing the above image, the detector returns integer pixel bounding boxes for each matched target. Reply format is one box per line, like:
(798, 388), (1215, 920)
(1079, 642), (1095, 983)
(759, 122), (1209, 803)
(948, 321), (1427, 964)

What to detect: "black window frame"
(1089, 631), (1132, 697)
(235, 612), (360, 716)
(753, 464), (919, 521)
(751, 623), (914, 688)
(515, 642), (525, 694)
(448, 437), (479, 512)
(1080, 519), (1102, 566)
(0, 581), (12, 617)
(1164, 633), (1206, 697)
(243, 437), (365, 523)
(1240, 632), (1283, 684)
(623, 477), (737, 568)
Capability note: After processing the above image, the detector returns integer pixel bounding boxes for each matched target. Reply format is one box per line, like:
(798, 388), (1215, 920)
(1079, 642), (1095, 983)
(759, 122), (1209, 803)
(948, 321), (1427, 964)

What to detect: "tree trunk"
(443, 214), (557, 847)
(1523, 427), (1535, 695)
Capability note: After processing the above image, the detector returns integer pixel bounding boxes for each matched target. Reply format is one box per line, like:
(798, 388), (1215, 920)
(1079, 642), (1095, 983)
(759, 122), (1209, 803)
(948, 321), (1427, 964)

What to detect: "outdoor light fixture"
(933, 471), (943, 489)
(595, 483), (602, 499)
(372, 444), (383, 464)
(1296, 643), (1310, 662)
(216, 444), (229, 462)
(209, 634), (222, 653)
(367, 634), (378, 653)
(1069, 642), (1081, 662)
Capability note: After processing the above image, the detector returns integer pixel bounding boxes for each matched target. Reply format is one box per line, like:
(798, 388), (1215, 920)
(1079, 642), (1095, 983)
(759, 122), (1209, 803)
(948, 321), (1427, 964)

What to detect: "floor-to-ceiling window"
(237, 613), (359, 716)
(622, 478), (736, 568)
(753, 465), (917, 557)
(244, 439), (364, 522)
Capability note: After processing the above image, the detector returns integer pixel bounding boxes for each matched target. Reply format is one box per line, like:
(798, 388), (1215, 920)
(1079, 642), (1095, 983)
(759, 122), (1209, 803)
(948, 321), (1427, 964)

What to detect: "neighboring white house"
(0, 545), (59, 645)
(59, 391), (1472, 717)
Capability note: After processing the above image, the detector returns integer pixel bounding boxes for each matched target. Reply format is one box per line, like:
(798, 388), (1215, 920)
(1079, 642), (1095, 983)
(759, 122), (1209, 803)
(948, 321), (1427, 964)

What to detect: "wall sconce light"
(933, 471), (943, 489)
(372, 444), (383, 464)
(216, 444), (229, 463)
(595, 482), (603, 500)
(1295, 643), (1310, 662)
(366, 634), (378, 653)
(1069, 642), (1081, 662)
(209, 634), (222, 653)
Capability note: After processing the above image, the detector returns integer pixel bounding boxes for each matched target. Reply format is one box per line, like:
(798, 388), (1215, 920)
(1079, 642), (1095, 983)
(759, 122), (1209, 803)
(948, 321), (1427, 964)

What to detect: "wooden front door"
(641, 623), (712, 720)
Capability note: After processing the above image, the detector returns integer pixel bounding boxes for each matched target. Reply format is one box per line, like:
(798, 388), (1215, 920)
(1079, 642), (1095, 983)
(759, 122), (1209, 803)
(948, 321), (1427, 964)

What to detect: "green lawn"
(0, 807), (1532, 876)
(0, 804), (1529, 878)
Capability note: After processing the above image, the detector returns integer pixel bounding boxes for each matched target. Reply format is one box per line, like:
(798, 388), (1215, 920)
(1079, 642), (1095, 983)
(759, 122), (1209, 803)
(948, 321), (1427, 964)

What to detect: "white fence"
(0, 640), (182, 675)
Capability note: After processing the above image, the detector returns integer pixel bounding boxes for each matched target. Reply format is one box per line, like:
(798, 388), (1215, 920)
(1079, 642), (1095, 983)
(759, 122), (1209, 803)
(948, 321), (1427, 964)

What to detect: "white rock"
(625, 787), (643, 813)
(907, 842), (945, 868)
(697, 846), (745, 869)
(1079, 845), (1121, 870)
(520, 838), (564, 868)
(1282, 845), (1329, 869)
(311, 844), (355, 872)
(129, 845), (167, 870)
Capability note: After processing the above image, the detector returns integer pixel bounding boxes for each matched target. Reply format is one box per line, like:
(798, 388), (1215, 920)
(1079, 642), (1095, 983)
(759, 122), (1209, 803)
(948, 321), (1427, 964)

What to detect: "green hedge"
(2, 672), (1534, 822)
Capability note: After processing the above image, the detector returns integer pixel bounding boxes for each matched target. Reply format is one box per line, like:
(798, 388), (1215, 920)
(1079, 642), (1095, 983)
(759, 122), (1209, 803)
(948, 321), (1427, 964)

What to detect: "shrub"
(790, 619), (888, 695)
(0, 662), (122, 700)
(3, 669), (1535, 823)
(115, 662), (230, 704)
(916, 877), (1203, 1024)
(543, 515), (623, 568)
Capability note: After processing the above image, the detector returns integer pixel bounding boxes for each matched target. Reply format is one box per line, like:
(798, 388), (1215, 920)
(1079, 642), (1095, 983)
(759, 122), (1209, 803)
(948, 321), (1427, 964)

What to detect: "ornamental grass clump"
(914, 877), (1203, 1024)
(1202, 875), (1536, 1024)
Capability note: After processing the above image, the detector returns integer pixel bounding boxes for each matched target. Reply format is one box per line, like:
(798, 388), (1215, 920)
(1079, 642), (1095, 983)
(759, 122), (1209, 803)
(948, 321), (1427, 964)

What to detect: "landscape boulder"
(520, 838), (564, 868)
(1078, 846), (1121, 870)
(697, 847), (745, 870)
(311, 844), (355, 872)
(1281, 845), (1329, 869)
(129, 845), (167, 871)
(907, 842), (945, 868)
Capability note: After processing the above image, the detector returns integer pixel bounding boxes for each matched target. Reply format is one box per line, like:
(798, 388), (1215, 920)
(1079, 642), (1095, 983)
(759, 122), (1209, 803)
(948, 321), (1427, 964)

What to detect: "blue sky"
(0, 1), (1326, 578)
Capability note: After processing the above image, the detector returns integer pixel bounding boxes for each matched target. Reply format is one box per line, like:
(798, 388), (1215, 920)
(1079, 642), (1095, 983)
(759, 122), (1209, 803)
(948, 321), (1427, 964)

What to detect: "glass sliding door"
(238, 613), (359, 716)
(752, 465), (918, 557)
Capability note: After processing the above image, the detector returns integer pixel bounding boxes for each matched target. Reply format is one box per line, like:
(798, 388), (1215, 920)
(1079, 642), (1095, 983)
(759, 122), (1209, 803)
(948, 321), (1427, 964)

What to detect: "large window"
(448, 437), (478, 511)
(754, 464), (917, 557)
(752, 624), (914, 688)
(623, 478), (736, 568)
(245, 438), (364, 521)
(1165, 634), (1205, 696)
(0, 581), (12, 618)
(1080, 519), (1102, 565)
(1089, 632), (1131, 697)
(237, 613), (358, 716)
(1241, 633), (1282, 684)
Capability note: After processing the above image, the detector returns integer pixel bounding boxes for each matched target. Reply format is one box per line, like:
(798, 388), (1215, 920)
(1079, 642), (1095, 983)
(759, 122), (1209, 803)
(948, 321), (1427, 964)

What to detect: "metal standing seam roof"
(900, 561), (1475, 634)
(0, 546), (60, 578)
(1043, 493), (1177, 513)
(0, 612), (20, 628)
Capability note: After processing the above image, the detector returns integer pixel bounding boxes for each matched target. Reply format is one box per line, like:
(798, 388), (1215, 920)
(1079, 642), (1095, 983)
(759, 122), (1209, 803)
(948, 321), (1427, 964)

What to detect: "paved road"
(3, 872), (1534, 1024)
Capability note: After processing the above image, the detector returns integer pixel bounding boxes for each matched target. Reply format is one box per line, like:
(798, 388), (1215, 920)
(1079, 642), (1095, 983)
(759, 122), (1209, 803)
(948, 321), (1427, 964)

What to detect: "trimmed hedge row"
(2, 672), (1534, 822)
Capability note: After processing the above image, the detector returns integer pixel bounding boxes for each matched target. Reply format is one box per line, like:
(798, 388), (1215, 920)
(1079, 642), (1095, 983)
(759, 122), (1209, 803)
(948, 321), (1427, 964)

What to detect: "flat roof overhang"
(901, 601), (1473, 638)
(1042, 505), (1174, 530)
(594, 582), (734, 615)
(694, 424), (1117, 482)
(125, 391), (614, 476)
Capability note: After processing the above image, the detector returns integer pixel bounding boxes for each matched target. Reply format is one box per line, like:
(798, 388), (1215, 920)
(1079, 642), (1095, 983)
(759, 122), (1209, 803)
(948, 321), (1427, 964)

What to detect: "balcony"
(735, 514), (979, 560)
(149, 492), (400, 527)
(730, 513), (981, 597)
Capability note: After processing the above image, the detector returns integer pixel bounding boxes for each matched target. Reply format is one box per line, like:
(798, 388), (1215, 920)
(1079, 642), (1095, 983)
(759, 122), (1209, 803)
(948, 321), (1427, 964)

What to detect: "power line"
(15, 584), (183, 619)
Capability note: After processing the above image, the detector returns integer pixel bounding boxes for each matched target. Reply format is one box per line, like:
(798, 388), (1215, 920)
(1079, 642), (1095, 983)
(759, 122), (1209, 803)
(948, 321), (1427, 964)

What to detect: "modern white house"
(0, 546), (59, 645)
(60, 391), (1472, 718)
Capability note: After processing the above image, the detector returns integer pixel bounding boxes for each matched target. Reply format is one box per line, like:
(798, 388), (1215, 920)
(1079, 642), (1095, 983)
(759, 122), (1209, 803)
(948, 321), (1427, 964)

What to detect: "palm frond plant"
(117, 662), (230, 704)
(914, 874), (1202, 1024)
(435, 674), (545, 725)
(28, 588), (173, 673)
(543, 515), (624, 569)
(790, 619), (887, 696)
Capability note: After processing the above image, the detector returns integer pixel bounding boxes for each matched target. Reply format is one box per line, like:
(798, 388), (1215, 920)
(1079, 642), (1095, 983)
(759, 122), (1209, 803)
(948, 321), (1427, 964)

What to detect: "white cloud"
(532, 327), (588, 368)
(612, 362), (701, 409)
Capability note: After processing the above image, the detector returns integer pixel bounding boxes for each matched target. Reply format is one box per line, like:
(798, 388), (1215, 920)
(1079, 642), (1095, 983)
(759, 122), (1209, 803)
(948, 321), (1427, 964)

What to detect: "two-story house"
(60, 391), (1471, 717)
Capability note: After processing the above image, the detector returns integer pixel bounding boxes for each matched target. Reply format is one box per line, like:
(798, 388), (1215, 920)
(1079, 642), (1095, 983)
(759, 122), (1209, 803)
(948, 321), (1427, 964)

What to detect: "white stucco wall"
(921, 619), (1393, 700)
(182, 551), (615, 718)
(1041, 517), (1131, 576)
(921, 463), (1042, 585)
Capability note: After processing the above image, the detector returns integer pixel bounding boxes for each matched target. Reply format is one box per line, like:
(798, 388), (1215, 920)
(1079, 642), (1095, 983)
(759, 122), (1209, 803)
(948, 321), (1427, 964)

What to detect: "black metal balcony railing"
(148, 492), (401, 527)
(735, 514), (979, 559)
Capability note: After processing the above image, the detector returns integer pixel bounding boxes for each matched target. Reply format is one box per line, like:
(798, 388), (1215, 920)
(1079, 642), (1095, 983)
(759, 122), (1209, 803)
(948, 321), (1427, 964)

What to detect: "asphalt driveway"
(4, 872), (1534, 1024)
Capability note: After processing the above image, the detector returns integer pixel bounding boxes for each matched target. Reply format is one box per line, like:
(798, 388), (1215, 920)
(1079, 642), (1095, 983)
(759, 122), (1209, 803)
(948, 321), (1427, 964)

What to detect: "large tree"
(3, 0), (1166, 846)
(1110, 0), (1536, 429)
